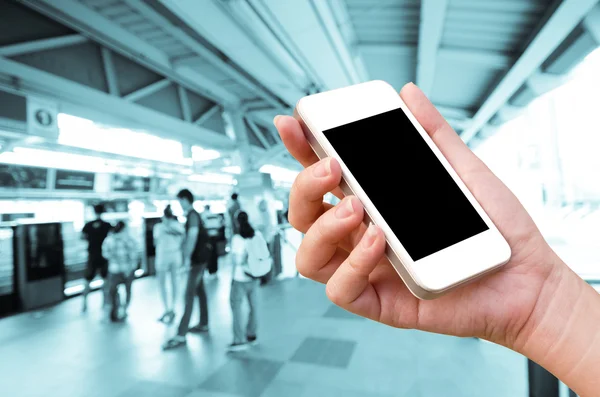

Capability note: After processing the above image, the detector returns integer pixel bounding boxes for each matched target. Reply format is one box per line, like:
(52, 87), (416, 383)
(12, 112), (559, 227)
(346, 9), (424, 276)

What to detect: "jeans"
(230, 279), (259, 344)
(108, 272), (133, 320)
(177, 263), (208, 336)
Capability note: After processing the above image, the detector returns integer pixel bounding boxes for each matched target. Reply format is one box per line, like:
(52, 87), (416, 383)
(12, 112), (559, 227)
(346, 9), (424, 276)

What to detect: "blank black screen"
(323, 108), (488, 261)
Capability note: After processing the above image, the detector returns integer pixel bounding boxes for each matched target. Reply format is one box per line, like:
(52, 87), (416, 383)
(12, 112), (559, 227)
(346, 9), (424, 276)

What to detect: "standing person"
(153, 205), (184, 323)
(228, 211), (271, 351)
(102, 221), (139, 322)
(227, 193), (241, 236)
(81, 203), (112, 313)
(163, 189), (211, 350)
(202, 204), (219, 278)
(255, 199), (276, 284)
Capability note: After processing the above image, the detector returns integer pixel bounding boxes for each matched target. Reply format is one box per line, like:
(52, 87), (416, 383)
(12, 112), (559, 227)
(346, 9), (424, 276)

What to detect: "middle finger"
(297, 196), (364, 283)
(289, 157), (342, 233)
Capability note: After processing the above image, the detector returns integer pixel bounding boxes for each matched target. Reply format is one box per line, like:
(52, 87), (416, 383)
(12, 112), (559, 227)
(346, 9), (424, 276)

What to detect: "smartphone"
(294, 80), (511, 300)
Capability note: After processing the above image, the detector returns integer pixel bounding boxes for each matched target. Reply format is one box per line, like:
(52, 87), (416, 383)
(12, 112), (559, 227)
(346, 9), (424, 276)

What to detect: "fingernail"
(273, 115), (282, 127)
(362, 223), (378, 248)
(313, 158), (331, 178)
(336, 197), (357, 219)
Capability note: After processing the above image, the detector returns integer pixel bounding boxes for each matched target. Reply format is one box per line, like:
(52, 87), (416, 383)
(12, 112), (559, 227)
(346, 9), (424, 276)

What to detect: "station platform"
(0, 258), (527, 397)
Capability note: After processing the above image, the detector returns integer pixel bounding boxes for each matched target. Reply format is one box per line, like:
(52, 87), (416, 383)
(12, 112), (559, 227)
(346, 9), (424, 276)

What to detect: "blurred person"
(227, 193), (241, 236)
(81, 203), (112, 313)
(163, 189), (211, 350)
(228, 211), (271, 351)
(273, 83), (600, 396)
(202, 204), (219, 278)
(153, 204), (184, 323)
(102, 221), (139, 322)
(255, 199), (276, 284)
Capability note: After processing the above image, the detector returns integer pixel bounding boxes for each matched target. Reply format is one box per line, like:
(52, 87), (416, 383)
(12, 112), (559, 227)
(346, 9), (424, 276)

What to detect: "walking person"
(255, 199), (276, 285)
(163, 189), (211, 350)
(228, 211), (272, 351)
(81, 203), (112, 313)
(153, 205), (184, 324)
(102, 221), (139, 322)
(227, 193), (241, 236)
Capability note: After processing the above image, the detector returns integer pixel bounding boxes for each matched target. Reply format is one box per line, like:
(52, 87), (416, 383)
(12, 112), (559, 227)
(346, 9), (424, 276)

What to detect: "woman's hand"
(275, 83), (600, 396)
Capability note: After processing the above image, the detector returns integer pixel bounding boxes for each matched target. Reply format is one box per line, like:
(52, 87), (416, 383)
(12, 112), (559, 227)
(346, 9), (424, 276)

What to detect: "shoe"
(247, 335), (258, 346)
(227, 342), (249, 352)
(162, 336), (186, 350)
(189, 324), (209, 333)
(158, 311), (171, 323)
(166, 311), (176, 324)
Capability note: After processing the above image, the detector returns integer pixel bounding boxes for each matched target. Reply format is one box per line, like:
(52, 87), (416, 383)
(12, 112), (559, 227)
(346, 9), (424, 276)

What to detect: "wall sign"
(0, 164), (48, 189)
(27, 97), (59, 140)
(54, 169), (95, 190)
(111, 174), (151, 192)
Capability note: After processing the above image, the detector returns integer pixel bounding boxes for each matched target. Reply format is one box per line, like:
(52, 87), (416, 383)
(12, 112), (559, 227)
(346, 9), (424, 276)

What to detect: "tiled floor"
(0, 257), (528, 397)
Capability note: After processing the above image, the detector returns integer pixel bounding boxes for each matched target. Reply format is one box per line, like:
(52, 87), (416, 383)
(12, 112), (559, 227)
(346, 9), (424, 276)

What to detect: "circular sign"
(35, 109), (53, 127)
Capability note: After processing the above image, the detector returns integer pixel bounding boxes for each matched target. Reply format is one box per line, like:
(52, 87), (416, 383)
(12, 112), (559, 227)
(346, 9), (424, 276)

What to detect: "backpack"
(244, 232), (272, 278)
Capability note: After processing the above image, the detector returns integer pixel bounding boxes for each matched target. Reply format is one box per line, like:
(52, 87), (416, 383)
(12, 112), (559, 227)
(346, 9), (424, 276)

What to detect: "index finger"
(274, 115), (319, 168)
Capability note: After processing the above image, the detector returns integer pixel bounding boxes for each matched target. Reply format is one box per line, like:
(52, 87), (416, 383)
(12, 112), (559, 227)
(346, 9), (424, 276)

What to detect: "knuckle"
(295, 249), (314, 279)
(287, 207), (306, 233)
(325, 281), (343, 306)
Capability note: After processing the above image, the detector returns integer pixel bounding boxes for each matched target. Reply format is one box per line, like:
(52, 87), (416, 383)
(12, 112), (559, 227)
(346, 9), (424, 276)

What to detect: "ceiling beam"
(100, 47), (120, 96)
(461, 0), (599, 143)
(435, 105), (473, 120)
(358, 44), (416, 56)
(245, 117), (271, 149)
(0, 34), (88, 57)
(123, 79), (170, 102)
(310, 0), (363, 85)
(246, 113), (281, 144)
(254, 143), (288, 168)
(20, 0), (237, 107)
(582, 3), (600, 44)
(416, 0), (449, 96)
(0, 57), (235, 150)
(194, 105), (220, 126)
(124, 0), (284, 109)
(437, 48), (512, 69)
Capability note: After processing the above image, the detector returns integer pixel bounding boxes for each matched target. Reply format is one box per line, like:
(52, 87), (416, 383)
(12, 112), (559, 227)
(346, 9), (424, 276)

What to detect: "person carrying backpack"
(228, 211), (272, 351)
(102, 221), (139, 322)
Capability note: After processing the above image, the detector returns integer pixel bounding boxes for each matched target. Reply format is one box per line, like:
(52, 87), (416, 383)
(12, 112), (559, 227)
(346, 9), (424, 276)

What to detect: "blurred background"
(0, 0), (598, 396)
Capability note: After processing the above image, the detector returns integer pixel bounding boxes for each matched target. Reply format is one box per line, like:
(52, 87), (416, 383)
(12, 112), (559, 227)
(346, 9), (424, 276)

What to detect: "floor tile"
(290, 336), (357, 369)
(116, 380), (191, 397)
(259, 380), (306, 397)
(323, 304), (364, 320)
(185, 390), (241, 397)
(199, 357), (283, 397)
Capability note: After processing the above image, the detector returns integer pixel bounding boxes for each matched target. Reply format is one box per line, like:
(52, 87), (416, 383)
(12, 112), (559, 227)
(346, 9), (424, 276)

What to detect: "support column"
(223, 109), (276, 227)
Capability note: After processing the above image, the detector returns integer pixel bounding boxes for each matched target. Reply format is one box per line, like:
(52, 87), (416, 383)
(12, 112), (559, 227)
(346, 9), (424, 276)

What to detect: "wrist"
(514, 252), (600, 394)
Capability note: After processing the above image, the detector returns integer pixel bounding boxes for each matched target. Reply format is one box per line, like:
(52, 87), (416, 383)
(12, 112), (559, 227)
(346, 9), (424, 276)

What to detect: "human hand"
(275, 82), (564, 350)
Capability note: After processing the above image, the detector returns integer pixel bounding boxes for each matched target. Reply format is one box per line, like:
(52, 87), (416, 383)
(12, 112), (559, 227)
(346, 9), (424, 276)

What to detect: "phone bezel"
(294, 80), (511, 298)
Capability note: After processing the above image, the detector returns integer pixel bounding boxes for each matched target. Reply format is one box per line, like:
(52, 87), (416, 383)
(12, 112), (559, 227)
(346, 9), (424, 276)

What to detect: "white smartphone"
(294, 80), (511, 300)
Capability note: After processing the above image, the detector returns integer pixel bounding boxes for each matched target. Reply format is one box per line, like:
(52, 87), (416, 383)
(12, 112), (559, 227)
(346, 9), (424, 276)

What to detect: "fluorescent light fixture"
(57, 113), (188, 164)
(221, 165), (241, 174)
(259, 164), (299, 183)
(192, 145), (221, 162)
(188, 172), (235, 185)
(0, 147), (117, 173)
